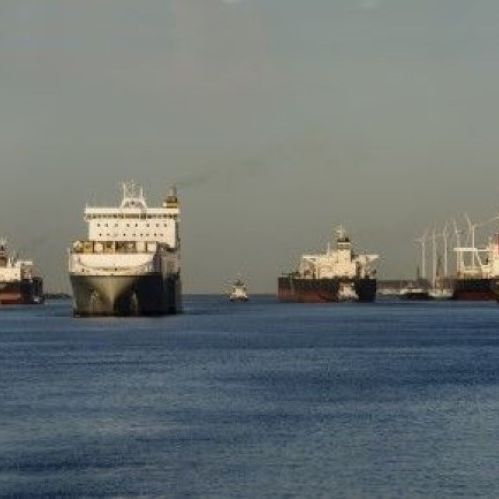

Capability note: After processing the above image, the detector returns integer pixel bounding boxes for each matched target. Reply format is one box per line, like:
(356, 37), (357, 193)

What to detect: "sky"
(2, 0), (499, 292)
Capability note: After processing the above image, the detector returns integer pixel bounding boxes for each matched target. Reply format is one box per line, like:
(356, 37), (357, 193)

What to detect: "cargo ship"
(0, 240), (44, 305)
(68, 182), (182, 316)
(278, 227), (378, 303)
(453, 233), (499, 300)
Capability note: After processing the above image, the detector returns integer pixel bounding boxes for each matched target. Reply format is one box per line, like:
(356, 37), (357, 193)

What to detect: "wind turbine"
(415, 229), (428, 280)
(440, 223), (449, 277)
(464, 213), (478, 270)
(431, 228), (437, 287)
(453, 219), (465, 275)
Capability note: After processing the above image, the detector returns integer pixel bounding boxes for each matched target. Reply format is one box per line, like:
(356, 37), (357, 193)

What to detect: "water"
(1, 297), (499, 498)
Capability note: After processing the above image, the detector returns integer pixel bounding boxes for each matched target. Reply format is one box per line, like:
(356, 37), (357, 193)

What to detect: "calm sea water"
(1, 296), (499, 498)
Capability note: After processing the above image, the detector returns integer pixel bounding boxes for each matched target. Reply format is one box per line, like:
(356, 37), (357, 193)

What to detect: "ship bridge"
(83, 182), (180, 249)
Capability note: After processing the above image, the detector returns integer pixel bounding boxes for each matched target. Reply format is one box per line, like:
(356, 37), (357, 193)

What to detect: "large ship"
(453, 233), (499, 300)
(278, 227), (378, 303)
(0, 240), (44, 305)
(68, 182), (182, 316)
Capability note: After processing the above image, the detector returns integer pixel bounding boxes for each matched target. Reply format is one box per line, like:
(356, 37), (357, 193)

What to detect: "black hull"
(400, 291), (431, 300)
(0, 278), (44, 305)
(452, 278), (496, 301)
(70, 272), (182, 317)
(278, 277), (377, 303)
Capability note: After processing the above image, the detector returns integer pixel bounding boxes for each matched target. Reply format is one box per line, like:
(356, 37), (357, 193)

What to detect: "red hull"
(0, 293), (24, 304)
(0, 277), (44, 305)
(278, 289), (338, 303)
(277, 277), (377, 303)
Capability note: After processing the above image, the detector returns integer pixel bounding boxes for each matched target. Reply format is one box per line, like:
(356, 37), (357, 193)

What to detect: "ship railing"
(71, 240), (160, 255)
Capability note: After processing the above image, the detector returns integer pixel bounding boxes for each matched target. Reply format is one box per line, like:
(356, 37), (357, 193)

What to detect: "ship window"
(97, 223), (101, 227)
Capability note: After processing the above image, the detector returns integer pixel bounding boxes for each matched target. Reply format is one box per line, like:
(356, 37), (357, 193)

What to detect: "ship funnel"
(168, 185), (177, 198)
(165, 185), (179, 208)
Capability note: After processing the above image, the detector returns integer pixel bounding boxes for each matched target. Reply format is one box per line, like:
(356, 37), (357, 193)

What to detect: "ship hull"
(400, 291), (431, 300)
(277, 277), (377, 303)
(229, 296), (249, 302)
(70, 272), (181, 317)
(0, 278), (44, 305)
(452, 278), (496, 301)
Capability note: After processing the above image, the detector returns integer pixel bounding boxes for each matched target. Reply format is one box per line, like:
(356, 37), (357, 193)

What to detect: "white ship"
(68, 182), (182, 316)
(229, 277), (249, 302)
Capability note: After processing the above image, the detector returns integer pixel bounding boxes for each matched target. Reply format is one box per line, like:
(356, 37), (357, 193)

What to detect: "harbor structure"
(413, 215), (499, 300)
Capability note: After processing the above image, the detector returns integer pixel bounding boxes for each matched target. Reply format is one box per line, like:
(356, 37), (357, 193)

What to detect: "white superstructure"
(0, 240), (35, 282)
(454, 234), (499, 278)
(298, 227), (378, 279)
(229, 277), (249, 302)
(69, 182), (180, 277)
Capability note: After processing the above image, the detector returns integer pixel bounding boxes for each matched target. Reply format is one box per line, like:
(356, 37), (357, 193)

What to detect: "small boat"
(428, 287), (453, 300)
(338, 282), (358, 302)
(229, 278), (249, 302)
(399, 282), (431, 300)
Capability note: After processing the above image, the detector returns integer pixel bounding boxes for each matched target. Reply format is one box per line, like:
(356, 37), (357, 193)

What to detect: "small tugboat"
(399, 282), (431, 300)
(428, 287), (453, 300)
(338, 282), (358, 302)
(399, 266), (432, 300)
(229, 277), (249, 302)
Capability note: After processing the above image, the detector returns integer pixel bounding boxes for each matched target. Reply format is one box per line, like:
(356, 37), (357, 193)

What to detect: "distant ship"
(0, 240), (44, 305)
(278, 227), (378, 303)
(399, 282), (430, 300)
(399, 267), (432, 300)
(68, 182), (182, 316)
(229, 277), (249, 302)
(453, 233), (499, 300)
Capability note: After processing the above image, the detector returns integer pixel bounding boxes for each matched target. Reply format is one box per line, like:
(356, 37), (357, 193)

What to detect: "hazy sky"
(2, 0), (499, 292)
